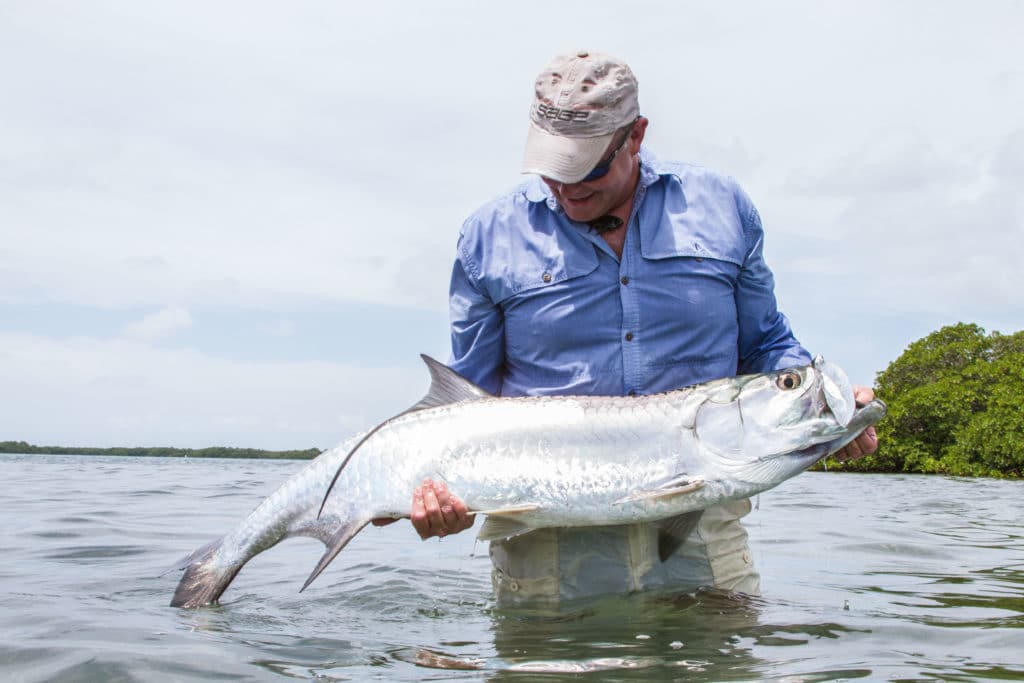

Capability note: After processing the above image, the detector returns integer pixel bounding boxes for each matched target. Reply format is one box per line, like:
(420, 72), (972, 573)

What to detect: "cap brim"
(521, 122), (616, 184)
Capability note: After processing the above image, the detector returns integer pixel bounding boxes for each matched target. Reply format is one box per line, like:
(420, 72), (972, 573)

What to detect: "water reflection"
(859, 565), (1024, 628)
(485, 589), (767, 680)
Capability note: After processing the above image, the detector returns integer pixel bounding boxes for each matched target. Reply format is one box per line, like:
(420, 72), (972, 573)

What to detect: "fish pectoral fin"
(474, 504), (540, 541)
(476, 515), (537, 542)
(613, 478), (705, 505)
(657, 510), (704, 562)
(472, 504), (540, 516)
(300, 518), (371, 592)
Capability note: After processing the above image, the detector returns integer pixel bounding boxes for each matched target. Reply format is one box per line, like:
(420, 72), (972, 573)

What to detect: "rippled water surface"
(1, 454), (1022, 681)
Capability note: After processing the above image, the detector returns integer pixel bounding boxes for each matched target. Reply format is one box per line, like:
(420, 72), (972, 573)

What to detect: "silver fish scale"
(321, 392), (705, 527)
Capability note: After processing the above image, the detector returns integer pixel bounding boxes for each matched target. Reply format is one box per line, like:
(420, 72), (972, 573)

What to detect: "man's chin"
(562, 205), (602, 223)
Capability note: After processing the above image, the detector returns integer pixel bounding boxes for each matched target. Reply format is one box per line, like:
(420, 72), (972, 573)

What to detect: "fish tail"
(170, 537), (241, 608)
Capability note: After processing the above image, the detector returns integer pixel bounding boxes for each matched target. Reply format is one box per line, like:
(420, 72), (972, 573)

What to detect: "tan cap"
(522, 50), (640, 183)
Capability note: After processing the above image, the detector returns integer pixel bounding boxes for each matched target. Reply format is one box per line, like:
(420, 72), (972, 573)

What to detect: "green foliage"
(830, 323), (1023, 477)
(946, 353), (1024, 477)
(0, 441), (322, 460)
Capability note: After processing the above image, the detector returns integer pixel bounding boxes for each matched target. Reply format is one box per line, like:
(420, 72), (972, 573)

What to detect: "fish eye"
(776, 372), (801, 390)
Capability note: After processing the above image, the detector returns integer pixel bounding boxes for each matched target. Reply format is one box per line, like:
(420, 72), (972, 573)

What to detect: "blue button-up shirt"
(449, 148), (810, 397)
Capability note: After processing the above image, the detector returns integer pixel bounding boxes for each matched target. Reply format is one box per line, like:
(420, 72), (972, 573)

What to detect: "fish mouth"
(741, 398), (886, 491)
(793, 398), (888, 464)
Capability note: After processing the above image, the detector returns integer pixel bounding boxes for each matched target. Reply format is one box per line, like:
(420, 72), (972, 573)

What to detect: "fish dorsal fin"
(407, 354), (493, 413)
(317, 355), (492, 519)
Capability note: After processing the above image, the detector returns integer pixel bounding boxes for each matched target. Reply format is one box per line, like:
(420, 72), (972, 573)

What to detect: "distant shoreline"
(0, 441), (321, 460)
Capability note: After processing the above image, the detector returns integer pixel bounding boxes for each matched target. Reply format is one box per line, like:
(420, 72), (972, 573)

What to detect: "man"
(403, 50), (877, 604)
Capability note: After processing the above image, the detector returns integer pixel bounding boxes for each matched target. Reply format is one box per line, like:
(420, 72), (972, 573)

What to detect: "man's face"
(542, 119), (646, 223)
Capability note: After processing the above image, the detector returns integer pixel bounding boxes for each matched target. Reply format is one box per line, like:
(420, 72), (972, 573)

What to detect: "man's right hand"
(410, 478), (475, 540)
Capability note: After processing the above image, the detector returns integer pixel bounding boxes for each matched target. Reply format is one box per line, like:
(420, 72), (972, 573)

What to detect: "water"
(1, 454), (1021, 682)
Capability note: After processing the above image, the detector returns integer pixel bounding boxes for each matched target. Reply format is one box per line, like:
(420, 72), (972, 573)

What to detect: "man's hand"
(407, 478), (475, 539)
(833, 385), (879, 462)
(411, 478), (475, 539)
(371, 479), (476, 537)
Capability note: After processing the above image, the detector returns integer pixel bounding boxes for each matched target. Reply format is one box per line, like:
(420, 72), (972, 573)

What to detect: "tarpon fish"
(171, 355), (885, 608)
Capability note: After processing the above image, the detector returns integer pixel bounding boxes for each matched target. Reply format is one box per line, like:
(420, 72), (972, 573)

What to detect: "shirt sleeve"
(448, 235), (505, 395)
(734, 190), (812, 374)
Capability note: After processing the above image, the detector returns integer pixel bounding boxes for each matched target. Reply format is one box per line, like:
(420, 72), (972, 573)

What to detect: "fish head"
(692, 358), (860, 482)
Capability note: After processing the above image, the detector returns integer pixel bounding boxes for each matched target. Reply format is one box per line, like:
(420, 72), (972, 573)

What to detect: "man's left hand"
(833, 385), (879, 462)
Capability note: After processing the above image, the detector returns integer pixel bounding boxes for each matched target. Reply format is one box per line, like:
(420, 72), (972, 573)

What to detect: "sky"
(1, 1), (1021, 450)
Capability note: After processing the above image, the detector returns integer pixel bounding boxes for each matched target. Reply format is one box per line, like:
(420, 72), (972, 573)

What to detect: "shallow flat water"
(1, 454), (1021, 681)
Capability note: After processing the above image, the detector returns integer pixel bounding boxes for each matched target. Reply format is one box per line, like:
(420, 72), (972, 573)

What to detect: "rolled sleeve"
(734, 195), (811, 374)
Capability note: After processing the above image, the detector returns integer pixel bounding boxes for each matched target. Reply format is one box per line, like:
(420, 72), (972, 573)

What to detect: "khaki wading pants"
(489, 499), (759, 606)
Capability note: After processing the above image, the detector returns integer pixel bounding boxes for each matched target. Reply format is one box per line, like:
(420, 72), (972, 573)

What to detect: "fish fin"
(170, 537), (242, 608)
(408, 354), (494, 412)
(613, 478), (705, 505)
(477, 516), (536, 542)
(657, 510), (704, 562)
(472, 504), (540, 516)
(317, 356), (491, 519)
(300, 519), (370, 592)
(318, 425), (389, 518)
(162, 537), (217, 577)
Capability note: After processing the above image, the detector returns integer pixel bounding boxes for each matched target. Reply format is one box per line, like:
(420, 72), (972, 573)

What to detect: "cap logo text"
(536, 103), (590, 122)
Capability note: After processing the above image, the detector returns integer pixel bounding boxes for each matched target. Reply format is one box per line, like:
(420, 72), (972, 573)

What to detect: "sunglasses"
(580, 119), (639, 182)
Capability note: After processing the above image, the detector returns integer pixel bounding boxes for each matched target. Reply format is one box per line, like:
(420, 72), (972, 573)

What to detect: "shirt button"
(542, 272), (552, 283)
(620, 276), (630, 285)
(624, 332), (634, 341)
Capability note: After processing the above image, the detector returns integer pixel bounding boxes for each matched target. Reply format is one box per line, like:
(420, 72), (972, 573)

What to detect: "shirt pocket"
(637, 254), (741, 369)
(486, 244), (601, 305)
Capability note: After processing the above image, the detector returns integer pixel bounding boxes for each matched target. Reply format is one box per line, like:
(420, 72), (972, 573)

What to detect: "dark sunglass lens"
(582, 163), (612, 182)
(581, 123), (634, 182)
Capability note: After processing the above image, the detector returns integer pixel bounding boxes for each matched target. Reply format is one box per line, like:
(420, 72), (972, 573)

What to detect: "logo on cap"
(535, 103), (591, 122)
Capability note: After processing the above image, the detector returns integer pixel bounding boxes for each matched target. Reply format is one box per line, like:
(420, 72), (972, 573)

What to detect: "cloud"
(0, 2), (1021, 446)
(121, 306), (193, 342)
(804, 131), (1020, 313)
(785, 129), (973, 198)
(0, 331), (420, 450)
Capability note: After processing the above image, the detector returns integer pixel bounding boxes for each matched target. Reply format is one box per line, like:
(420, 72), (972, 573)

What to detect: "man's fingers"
(858, 426), (879, 455)
(853, 385), (875, 406)
(431, 481), (458, 528)
(449, 495), (476, 532)
(422, 480), (444, 534)
(408, 479), (475, 539)
(411, 485), (432, 539)
(835, 425), (880, 462)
